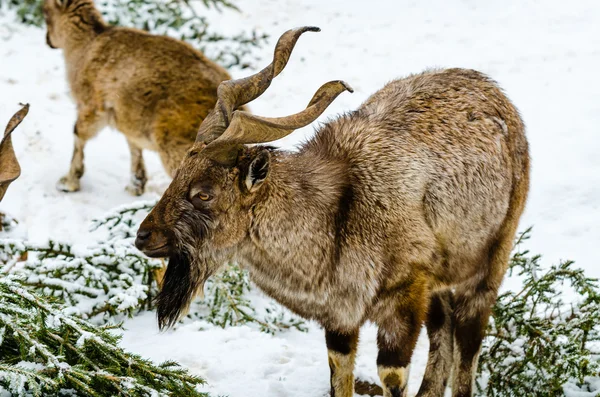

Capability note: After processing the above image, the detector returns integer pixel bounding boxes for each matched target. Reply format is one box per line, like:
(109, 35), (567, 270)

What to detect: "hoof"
(125, 183), (144, 196)
(125, 175), (146, 196)
(56, 176), (80, 192)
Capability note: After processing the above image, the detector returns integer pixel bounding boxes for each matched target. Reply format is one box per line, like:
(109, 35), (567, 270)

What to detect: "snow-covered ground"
(1, 0), (599, 395)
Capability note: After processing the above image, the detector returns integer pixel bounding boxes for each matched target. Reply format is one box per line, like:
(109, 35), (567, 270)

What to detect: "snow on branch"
(477, 228), (600, 395)
(0, 275), (206, 397)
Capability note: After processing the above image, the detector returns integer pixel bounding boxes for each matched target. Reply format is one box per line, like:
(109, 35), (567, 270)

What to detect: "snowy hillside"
(1, 0), (599, 396)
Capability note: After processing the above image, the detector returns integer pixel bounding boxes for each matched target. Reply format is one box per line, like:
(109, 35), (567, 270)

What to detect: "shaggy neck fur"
(238, 145), (353, 298)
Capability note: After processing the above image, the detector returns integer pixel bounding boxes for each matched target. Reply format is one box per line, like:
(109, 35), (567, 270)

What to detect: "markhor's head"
(134, 26), (352, 329)
(43, 0), (106, 49)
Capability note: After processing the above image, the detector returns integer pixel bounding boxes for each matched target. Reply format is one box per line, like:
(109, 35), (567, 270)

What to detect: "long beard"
(156, 250), (205, 330)
(156, 208), (218, 330)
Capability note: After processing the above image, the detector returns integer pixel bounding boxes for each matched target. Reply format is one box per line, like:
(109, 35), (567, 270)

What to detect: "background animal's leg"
(325, 328), (359, 397)
(57, 110), (104, 192)
(417, 290), (454, 396)
(376, 281), (427, 397)
(125, 140), (147, 196)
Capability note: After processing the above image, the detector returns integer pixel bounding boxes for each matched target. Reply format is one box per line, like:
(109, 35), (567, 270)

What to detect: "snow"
(120, 312), (404, 397)
(1, 0), (599, 396)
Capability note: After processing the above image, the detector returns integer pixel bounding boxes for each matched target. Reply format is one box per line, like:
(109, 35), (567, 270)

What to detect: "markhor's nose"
(135, 228), (151, 250)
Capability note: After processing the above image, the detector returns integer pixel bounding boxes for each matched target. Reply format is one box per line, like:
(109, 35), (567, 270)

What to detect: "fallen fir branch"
(0, 275), (206, 397)
(2, 208), (598, 393)
(0, 201), (162, 322)
(477, 228), (600, 396)
(0, 237), (162, 322)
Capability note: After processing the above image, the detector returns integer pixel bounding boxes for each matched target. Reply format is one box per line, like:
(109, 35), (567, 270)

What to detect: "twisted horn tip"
(340, 81), (355, 93)
(299, 26), (321, 33)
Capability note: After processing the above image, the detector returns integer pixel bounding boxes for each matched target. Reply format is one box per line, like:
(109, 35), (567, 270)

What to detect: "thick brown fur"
(43, 0), (231, 194)
(137, 68), (530, 397)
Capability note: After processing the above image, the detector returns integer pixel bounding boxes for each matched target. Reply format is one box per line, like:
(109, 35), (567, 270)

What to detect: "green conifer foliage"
(0, 275), (206, 397)
(477, 228), (600, 396)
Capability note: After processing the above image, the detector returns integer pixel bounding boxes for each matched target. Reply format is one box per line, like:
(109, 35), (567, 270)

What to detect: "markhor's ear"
(245, 150), (270, 193)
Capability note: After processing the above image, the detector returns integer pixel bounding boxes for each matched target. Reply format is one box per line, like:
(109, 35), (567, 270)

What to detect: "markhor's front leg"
(375, 280), (428, 397)
(325, 328), (359, 397)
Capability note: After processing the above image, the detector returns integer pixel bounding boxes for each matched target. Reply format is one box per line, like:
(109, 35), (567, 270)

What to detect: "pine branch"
(477, 228), (600, 396)
(1, 200), (304, 395)
(0, 204), (163, 323)
(0, 275), (207, 396)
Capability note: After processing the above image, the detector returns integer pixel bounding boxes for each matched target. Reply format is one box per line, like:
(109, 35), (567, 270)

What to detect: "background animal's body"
(44, 0), (231, 194)
(137, 28), (529, 397)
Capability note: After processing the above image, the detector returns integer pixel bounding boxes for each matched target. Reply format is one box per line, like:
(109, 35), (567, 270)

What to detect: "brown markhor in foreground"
(43, 0), (231, 195)
(136, 27), (530, 397)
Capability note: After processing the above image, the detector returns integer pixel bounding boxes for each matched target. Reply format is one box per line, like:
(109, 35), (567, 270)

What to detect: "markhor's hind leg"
(417, 290), (454, 397)
(451, 236), (512, 397)
(451, 286), (495, 397)
(325, 328), (359, 397)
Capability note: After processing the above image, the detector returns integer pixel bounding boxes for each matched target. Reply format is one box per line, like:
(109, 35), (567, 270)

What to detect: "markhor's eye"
(196, 192), (211, 201)
(189, 185), (214, 209)
(190, 191), (212, 209)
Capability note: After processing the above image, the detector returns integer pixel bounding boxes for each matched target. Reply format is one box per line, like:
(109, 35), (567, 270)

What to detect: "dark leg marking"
(417, 290), (454, 396)
(326, 329), (359, 397)
(451, 280), (496, 397)
(375, 279), (428, 397)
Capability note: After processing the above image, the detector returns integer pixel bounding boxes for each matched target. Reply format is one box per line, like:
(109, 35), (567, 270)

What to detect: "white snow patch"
(1, 0), (599, 395)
